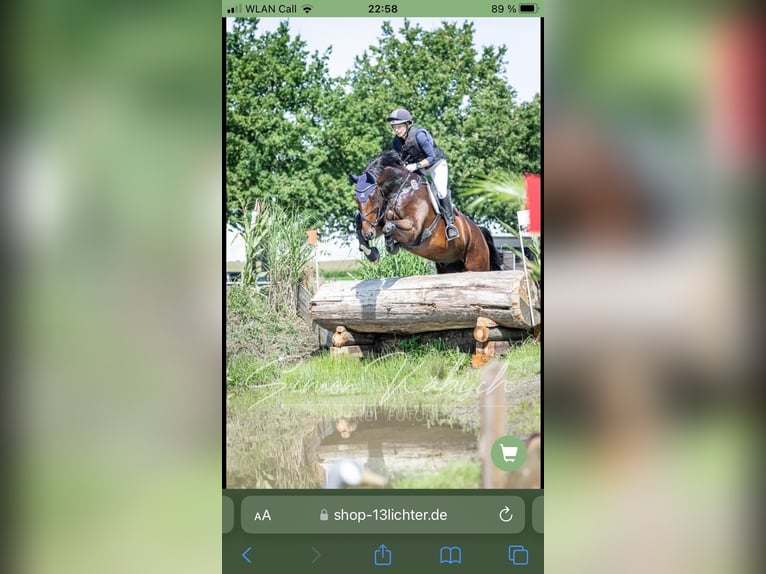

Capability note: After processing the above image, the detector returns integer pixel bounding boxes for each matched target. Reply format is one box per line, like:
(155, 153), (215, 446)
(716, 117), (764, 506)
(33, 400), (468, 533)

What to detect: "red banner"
(525, 174), (541, 234)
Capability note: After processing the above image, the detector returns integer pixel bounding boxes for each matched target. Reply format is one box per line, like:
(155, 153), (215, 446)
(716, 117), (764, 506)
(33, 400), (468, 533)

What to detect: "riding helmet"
(387, 108), (413, 125)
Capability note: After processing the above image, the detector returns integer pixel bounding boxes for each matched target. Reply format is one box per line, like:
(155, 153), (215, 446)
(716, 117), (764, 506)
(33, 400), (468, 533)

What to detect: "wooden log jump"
(310, 270), (539, 335)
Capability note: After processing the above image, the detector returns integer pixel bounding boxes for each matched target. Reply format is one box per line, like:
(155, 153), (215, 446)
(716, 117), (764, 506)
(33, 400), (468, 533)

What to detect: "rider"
(388, 108), (460, 240)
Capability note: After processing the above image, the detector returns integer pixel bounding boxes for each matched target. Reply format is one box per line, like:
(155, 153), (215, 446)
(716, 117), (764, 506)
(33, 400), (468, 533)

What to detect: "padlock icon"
(319, 508), (329, 521)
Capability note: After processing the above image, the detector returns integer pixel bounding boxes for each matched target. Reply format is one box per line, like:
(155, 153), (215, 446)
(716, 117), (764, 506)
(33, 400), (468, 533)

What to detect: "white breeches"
(424, 160), (449, 199)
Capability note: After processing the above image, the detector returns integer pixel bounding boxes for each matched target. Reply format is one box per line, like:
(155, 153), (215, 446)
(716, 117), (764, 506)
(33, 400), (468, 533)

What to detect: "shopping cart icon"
(499, 444), (518, 463)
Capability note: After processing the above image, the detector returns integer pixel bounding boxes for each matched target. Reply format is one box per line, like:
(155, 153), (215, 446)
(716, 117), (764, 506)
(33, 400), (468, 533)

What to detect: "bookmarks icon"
(439, 546), (462, 564)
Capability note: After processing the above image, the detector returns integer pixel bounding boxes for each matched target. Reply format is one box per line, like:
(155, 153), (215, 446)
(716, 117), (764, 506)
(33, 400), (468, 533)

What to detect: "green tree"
(226, 19), (345, 225)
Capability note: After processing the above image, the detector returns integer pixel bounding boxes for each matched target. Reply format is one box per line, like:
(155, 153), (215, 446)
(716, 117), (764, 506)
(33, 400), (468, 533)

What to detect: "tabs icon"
(508, 545), (529, 566)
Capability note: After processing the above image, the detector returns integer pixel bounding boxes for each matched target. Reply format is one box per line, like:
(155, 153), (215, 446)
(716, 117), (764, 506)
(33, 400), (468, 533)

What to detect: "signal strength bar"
(301, 4), (313, 13)
(226, 4), (242, 14)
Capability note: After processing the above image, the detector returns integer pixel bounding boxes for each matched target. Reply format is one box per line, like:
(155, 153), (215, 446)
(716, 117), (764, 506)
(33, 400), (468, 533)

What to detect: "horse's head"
(350, 171), (383, 241)
(349, 152), (406, 241)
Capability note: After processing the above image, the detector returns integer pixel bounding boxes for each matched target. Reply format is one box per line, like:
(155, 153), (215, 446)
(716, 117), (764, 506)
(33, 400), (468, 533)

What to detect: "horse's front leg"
(382, 217), (418, 244)
(385, 236), (400, 255)
(355, 213), (380, 263)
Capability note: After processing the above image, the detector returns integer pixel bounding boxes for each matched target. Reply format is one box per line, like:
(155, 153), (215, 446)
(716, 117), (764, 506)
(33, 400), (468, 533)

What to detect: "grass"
(320, 269), (359, 282)
(507, 396), (541, 438)
(228, 348), (476, 405)
(501, 339), (541, 380)
(226, 284), (316, 361)
(393, 460), (482, 488)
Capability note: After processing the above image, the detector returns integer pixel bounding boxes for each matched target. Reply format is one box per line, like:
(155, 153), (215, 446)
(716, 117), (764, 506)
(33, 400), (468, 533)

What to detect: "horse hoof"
(367, 247), (380, 263)
(382, 222), (395, 235)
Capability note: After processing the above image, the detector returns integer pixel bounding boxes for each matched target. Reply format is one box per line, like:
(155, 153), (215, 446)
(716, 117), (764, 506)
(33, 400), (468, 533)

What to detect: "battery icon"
(519, 3), (537, 12)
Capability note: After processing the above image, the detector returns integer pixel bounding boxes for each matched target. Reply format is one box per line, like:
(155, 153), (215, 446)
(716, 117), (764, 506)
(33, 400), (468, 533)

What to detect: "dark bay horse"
(350, 151), (504, 273)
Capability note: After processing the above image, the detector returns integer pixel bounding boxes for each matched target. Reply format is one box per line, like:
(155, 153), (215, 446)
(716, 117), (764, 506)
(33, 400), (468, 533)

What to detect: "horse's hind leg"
(436, 262), (465, 274)
(463, 239), (491, 272)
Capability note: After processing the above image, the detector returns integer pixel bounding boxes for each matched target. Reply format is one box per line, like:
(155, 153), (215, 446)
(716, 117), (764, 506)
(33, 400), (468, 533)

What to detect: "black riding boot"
(438, 191), (460, 240)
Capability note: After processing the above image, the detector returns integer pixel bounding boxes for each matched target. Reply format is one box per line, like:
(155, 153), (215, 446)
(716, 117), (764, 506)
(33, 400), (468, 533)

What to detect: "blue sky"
(226, 18), (541, 102)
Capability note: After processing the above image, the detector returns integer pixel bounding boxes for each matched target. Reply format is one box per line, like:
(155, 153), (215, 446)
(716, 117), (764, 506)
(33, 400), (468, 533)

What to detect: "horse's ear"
(348, 173), (359, 183)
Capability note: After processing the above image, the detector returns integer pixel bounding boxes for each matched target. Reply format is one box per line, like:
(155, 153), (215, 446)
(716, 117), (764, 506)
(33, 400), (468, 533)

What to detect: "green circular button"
(491, 435), (527, 471)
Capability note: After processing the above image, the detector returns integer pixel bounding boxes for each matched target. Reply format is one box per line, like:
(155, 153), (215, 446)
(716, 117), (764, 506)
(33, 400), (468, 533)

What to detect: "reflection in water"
(304, 408), (477, 488)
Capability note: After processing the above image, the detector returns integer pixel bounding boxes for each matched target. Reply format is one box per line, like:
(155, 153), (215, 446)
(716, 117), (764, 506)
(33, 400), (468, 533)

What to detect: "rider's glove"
(406, 163), (418, 172)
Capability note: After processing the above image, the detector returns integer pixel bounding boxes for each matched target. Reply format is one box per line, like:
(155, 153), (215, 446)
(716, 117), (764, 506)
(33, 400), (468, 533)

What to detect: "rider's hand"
(406, 163), (418, 172)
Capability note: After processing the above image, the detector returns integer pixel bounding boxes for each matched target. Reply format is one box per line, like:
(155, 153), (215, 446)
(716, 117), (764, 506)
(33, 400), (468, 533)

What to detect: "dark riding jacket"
(392, 125), (446, 166)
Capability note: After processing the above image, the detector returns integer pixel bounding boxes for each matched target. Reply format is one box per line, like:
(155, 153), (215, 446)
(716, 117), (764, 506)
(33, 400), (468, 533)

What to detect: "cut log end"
(331, 326), (375, 348)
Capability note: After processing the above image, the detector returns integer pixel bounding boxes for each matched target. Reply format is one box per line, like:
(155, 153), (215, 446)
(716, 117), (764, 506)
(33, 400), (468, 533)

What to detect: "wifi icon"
(301, 4), (313, 13)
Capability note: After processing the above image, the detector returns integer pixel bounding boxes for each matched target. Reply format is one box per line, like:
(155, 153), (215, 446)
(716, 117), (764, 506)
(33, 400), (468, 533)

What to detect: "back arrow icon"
(312, 547), (321, 563)
(499, 506), (514, 522)
(242, 546), (252, 564)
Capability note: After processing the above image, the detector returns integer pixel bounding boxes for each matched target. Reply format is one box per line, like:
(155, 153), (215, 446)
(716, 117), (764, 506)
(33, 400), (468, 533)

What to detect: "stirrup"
(445, 224), (459, 240)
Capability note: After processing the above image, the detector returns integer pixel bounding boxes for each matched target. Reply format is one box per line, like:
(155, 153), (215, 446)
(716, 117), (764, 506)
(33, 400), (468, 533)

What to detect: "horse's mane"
(364, 151), (405, 179)
(363, 151), (409, 197)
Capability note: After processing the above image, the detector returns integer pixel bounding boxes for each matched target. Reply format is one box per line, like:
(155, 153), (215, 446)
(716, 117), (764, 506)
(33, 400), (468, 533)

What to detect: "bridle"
(359, 184), (387, 229)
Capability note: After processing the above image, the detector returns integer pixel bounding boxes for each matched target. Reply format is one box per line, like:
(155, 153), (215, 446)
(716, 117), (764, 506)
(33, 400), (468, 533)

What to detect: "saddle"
(418, 174), (442, 215)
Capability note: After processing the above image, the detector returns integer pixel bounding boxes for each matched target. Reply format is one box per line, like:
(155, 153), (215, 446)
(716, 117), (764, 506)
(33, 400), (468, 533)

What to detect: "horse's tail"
(480, 227), (505, 271)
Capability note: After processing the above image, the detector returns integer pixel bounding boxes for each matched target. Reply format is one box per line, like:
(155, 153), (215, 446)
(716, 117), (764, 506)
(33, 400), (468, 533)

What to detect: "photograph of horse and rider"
(351, 114), (505, 273)
(226, 18), (541, 489)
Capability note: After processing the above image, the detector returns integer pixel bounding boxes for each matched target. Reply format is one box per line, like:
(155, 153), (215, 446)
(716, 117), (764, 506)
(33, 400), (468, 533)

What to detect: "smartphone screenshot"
(224, 2), (542, 571)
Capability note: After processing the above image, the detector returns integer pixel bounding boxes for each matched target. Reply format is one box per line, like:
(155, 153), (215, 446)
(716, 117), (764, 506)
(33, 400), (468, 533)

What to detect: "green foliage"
(231, 199), (269, 287)
(505, 228), (541, 285)
(226, 284), (315, 363)
(351, 243), (435, 279)
(229, 201), (315, 311)
(464, 171), (527, 227)
(396, 336), (447, 355)
(226, 19), (347, 229)
(226, 19), (540, 233)
(261, 204), (316, 312)
(463, 172), (541, 283)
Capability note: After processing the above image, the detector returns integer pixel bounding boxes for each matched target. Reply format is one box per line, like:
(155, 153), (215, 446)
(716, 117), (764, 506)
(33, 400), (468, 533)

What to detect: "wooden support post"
(473, 324), (524, 343)
(471, 317), (498, 369)
(493, 340), (511, 356)
(332, 326), (375, 348)
(329, 345), (367, 358)
(479, 360), (507, 489)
